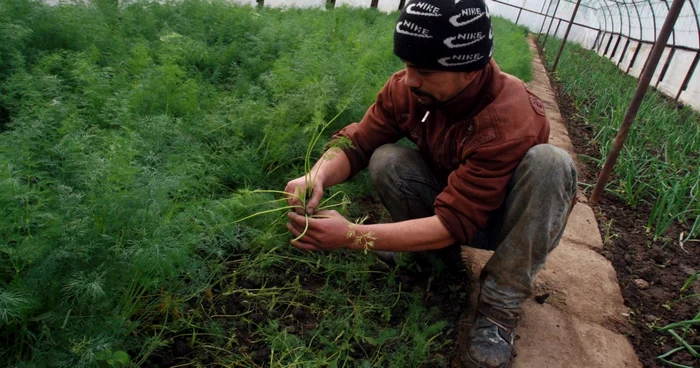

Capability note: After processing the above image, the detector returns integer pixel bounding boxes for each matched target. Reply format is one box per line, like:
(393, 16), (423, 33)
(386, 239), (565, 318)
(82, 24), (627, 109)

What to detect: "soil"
(550, 70), (700, 368)
(141, 237), (474, 367)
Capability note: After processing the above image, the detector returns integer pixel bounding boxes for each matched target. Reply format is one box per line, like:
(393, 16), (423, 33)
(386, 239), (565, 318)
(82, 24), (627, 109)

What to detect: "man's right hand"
(284, 173), (324, 215)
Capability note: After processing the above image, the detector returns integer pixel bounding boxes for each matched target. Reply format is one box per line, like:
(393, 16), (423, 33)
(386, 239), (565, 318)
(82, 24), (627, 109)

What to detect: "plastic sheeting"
(485, 0), (700, 110)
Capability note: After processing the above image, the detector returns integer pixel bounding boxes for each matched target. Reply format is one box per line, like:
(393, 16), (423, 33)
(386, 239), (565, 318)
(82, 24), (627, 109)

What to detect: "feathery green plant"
(0, 0), (533, 365)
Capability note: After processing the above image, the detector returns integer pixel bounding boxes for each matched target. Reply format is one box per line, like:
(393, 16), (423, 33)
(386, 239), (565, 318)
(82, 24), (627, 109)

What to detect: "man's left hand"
(286, 210), (354, 251)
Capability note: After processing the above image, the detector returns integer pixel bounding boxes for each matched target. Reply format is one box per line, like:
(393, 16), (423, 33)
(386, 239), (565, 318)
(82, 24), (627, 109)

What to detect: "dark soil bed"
(141, 231), (474, 367)
(546, 63), (700, 367)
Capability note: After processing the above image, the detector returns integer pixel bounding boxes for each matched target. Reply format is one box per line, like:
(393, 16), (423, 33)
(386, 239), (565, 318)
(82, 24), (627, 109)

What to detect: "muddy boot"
(459, 312), (515, 368)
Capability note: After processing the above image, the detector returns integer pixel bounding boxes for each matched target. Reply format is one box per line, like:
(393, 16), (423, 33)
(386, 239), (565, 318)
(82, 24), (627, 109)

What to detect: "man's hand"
(284, 174), (324, 215)
(286, 210), (354, 251)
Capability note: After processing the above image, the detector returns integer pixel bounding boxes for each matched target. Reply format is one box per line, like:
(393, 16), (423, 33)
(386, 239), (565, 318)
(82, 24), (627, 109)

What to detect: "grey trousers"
(368, 143), (577, 327)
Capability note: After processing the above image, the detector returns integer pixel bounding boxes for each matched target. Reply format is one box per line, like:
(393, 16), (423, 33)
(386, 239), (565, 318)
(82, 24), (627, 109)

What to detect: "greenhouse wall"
(483, 0), (700, 111)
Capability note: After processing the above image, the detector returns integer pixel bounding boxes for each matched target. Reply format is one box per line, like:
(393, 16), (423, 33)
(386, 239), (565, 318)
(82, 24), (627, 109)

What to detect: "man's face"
(403, 62), (478, 107)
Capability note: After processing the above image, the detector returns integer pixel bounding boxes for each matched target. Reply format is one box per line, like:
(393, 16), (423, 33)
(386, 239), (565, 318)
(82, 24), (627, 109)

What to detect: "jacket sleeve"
(331, 75), (405, 179)
(433, 137), (536, 244)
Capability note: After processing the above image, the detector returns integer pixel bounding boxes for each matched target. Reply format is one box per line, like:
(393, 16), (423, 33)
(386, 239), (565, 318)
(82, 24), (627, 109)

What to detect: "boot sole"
(457, 349), (514, 368)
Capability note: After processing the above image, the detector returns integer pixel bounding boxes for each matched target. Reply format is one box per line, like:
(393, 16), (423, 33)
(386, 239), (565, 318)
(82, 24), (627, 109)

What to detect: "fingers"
(290, 240), (320, 251)
(284, 183), (305, 215)
(313, 209), (340, 218)
(286, 221), (306, 238)
(287, 212), (309, 227)
(286, 221), (321, 251)
(286, 213), (319, 242)
(284, 183), (301, 208)
(305, 182), (324, 215)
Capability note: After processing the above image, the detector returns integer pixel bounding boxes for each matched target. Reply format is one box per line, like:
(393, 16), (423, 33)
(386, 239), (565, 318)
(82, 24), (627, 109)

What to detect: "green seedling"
(233, 108), (353, 242)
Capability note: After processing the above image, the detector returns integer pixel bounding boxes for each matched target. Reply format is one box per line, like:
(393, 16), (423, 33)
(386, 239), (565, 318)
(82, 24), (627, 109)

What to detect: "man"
(284, 0), (577, 366)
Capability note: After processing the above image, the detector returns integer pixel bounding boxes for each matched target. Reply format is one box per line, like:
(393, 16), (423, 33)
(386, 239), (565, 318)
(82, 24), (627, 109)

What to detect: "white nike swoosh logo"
(443, 35), (485, 48)
(396, 21), (432, 39)
(406, 4), (441, 17)
(449, 12), (485, 27)
(438, 55), (484, 67)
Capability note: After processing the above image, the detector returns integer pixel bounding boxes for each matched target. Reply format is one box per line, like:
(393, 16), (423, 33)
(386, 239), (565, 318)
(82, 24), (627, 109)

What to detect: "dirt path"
(454, 37), (642, 367)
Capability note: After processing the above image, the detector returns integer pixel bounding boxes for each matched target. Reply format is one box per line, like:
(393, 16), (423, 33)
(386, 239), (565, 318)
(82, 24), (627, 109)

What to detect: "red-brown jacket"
(334, 59), (550, 244)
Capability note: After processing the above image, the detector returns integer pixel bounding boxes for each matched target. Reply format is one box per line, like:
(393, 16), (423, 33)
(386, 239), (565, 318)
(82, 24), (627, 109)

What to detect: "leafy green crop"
(540, 37), (700, 368)
(0, 0), (533, 366)
(540, 37), (700, 242)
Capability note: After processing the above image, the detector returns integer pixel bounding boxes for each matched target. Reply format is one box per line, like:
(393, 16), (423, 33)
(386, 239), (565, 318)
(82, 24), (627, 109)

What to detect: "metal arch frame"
(626, 0), (651, 72)
(687, 0), (700, 50)
(538, 0), (556, 39)
(638, 0), (660, 72)
(600, 2), (616, 55)
(543, 0), (564, 46)
(676, 0), (700, 100)
(597, 0), (615, 54)
(655, 0), (678, 87)
(596, 0), (612, 52)
(622, 0), (644, 70)
(615, 1), (636, 67)
(608, 1), (626, 59)
(649, 0), (659, 43)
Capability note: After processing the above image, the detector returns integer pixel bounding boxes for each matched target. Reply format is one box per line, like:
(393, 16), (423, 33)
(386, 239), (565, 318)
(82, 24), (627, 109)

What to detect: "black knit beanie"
(394, 0), (493, 72)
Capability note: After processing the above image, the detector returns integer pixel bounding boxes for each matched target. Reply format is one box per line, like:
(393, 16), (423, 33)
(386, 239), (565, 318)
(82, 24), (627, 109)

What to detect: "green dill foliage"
(0, 0), (533, 366)
(491, 16), (533, 82)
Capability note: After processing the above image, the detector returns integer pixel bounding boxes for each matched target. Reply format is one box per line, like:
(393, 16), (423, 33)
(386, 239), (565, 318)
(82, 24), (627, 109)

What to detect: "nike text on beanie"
(394, 0), (493, 72)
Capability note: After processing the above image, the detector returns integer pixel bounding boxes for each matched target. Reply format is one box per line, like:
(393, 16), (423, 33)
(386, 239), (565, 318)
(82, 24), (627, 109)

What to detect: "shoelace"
(484, 316), (514, 344)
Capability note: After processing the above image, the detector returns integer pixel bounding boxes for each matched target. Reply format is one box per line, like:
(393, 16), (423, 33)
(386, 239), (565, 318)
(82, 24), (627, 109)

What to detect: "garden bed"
(538, 39), (699, 368)
(0, 1), (534, 366)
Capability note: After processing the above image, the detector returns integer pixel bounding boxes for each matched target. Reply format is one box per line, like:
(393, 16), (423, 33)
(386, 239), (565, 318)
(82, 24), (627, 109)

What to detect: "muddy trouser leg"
(368, 144), (461, 267)
(368, 143), (578, 326)
(474, 144), (578, 327)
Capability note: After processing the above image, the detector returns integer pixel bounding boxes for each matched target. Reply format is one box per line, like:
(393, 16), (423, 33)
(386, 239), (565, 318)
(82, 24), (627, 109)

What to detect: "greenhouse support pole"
(538, 0), (555, 41)
(676, 51), (700, 100)
(590, 0), (686, 203)
(626, 42), (642, 73)
(617, 39), (631, 67)
(592, 31), (601, 50)
(551, 0), (583, 73)
(656, 48), (676, 87)
(371, 0), (378, 8)
(516, 0), (526, 24)
(543, 0), (562, 46)
(554, 19), (562, 38)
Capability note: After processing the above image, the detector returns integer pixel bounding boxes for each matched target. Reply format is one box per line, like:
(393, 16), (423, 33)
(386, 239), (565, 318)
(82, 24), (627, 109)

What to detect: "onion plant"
(541, 38), (700, 241)
(656, 271), (700, 368)
(541, 37), (700, 368)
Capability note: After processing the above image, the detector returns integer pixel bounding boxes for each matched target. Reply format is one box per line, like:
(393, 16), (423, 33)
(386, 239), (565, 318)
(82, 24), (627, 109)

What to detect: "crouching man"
(284, 0), (577, 366)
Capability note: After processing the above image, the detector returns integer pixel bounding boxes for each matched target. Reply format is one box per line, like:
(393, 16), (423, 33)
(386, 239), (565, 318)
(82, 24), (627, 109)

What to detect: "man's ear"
(461, 71), (477, 81)
(459, 71), (478, 86)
